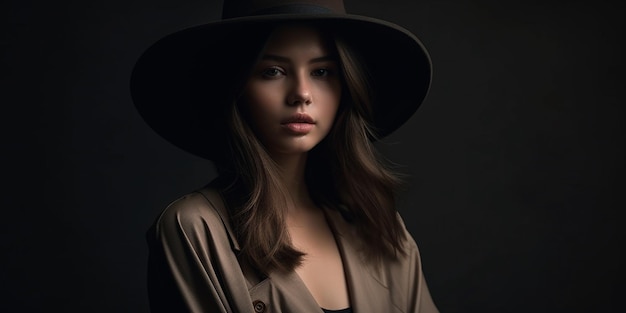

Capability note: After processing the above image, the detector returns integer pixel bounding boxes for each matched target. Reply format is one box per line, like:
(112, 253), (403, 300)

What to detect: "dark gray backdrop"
(3, 0), (624, 312)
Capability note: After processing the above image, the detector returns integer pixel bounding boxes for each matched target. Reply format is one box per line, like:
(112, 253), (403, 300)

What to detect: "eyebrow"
(260, 54), (336, 64)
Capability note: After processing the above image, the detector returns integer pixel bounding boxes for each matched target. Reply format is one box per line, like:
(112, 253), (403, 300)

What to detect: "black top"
(322, 308), (352, 313)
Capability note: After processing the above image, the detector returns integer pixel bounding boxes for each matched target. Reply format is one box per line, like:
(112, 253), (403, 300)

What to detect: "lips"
(281, 113), (315, 135)
(281, 113), (315, 124)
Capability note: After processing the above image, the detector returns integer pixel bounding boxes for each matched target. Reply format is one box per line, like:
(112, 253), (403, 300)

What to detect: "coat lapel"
(323, 207), (398, 313)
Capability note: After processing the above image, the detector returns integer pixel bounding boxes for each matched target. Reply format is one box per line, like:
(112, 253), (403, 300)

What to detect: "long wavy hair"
(214, 24), (407, 274)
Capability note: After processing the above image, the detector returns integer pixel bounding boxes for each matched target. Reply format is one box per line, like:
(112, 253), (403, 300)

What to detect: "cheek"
(242, 83), (284, 141)
(245, 84), (273, 114)
(316, 83), (342, 127)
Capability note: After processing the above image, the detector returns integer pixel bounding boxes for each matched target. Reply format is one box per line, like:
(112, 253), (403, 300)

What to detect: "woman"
(131, 0), (437, 312)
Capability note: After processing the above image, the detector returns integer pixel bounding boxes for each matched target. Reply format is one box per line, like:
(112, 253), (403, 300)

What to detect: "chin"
(270, 139), (321, 155)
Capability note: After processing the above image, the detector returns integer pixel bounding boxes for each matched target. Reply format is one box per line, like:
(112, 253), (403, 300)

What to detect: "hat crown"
(222, 0), (346, 19)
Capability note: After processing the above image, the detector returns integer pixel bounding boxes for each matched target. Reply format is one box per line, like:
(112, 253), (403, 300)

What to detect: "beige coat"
(147, 187), (439, 313)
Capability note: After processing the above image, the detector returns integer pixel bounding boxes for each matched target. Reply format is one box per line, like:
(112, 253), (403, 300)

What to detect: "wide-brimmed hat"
(130, 0), (432, 160)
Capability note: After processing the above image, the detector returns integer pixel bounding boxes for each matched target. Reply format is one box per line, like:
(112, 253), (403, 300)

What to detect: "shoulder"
(393, 212), (440, 312)
(393, 211), (424, 278)
(368, 211), (423, 285)
(157, 191), (217, 228)
(148, 188), (230, 244)
(395, 211), (420, 253)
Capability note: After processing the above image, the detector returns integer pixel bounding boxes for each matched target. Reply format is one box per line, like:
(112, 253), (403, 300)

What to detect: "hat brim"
(130, 13), (432, 160)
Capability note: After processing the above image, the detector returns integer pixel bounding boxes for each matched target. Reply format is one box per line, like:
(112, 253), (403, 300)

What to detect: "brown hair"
(217, 26), (406, 274)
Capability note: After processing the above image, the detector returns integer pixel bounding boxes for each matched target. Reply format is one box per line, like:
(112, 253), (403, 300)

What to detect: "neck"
(271, 152), (315, 211)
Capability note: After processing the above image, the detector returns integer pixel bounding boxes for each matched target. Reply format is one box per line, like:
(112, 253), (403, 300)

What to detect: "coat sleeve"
(146, 193), (251, 313)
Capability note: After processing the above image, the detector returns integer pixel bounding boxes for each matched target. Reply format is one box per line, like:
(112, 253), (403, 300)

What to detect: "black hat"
(130, 0), (432, 160)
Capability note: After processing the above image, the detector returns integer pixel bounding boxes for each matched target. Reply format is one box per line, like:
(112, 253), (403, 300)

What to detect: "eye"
(311, 68), (332, 77)
(261, 67), (284, 79)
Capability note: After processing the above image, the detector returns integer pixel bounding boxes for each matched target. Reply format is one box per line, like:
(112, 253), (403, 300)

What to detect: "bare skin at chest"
(287, 204), (350, 310)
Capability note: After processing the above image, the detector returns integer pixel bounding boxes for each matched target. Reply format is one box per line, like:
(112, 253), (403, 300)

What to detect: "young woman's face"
(242, 25), (341, 156)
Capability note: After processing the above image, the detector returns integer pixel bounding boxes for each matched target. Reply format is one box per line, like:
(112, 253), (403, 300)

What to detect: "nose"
(286, 73), (312, 106)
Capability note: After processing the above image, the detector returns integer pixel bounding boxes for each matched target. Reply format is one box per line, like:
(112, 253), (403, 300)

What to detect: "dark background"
(3, 0), (624, 312)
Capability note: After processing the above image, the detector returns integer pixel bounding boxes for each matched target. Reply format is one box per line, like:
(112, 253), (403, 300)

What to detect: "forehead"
(262, 24), (334, 56)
